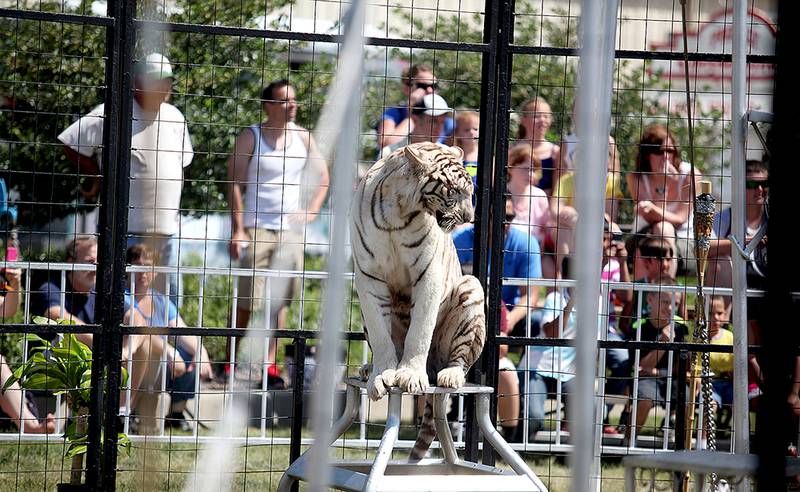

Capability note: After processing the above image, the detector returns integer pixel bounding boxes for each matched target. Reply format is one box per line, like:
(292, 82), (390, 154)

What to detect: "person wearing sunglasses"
(376, 64), (454, 151)
(708, 159), (769, 312)
(627, 124), (702, 278)
(452, 196), (542, 442)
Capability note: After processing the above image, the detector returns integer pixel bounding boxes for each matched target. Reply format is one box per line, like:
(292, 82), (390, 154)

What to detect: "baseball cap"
(413, 93), (453, 117)
(135, 53), (174, 79)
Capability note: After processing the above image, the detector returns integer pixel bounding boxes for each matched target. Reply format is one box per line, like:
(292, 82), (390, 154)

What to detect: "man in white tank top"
(227, 80), (329, 385)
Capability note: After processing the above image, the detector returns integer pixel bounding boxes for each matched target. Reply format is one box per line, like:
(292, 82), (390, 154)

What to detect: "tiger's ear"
(404, 143), (435, 176)
(448, 145), (465, 162)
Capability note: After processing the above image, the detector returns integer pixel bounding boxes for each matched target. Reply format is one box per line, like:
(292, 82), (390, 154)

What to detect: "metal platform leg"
(364, 391), (402, 491)
(433, 393), (458, 464)
(279, 384), (361, 492)
(477, 393), (549, 491)
(281, 379), (549, 491)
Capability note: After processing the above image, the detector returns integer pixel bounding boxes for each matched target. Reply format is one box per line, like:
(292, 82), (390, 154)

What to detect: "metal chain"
(679, 0), (718, 489)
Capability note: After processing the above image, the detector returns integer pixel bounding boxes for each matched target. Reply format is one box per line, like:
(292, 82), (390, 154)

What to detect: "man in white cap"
(380, 93), (453, 157)
(58, 52), (193, 305)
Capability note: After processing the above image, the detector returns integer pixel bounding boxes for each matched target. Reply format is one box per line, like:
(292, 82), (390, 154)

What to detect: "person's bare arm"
(661, 202), (690, 227)
(169, 315), (213, 380)
(227, 129), (255, 260)
(377, 118), (412, 149)
(626, 172), (640, 203)
(708, 237), (733, 258)
(44, 306), (86, 325)
(506, 285), (537, 330)
(639, 325), (670, 374)
(0, 268), (21, 318)
(63, 146), (100, 175)
(43, 305), (94, 347)
(63, 146), (101, 200)
(297, 131), (329, 222)
(610, 243), (632, 304)
(541, 294), (576, 338)
(550, 143), (563, 185)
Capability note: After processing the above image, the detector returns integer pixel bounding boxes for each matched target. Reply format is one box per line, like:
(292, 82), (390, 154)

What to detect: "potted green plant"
(3, 317), (131, 491)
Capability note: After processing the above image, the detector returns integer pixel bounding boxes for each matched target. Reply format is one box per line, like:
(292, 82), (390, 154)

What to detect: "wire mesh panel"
(0, 0), (781, 490)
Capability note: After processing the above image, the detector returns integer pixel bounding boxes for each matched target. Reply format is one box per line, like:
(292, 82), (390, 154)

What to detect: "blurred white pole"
(308, 2), (365, 491)
(731, 4), (751, 488)
(573, 1), (618, 491)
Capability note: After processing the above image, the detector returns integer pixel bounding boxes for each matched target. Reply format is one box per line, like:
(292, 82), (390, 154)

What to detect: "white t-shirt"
(58, 101), (193, 234)
(517, 290), (609, 381)
(518, 290), (577, 382)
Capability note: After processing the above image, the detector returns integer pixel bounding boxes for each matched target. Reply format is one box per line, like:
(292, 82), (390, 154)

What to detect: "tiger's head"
(404, 142), (474, 232)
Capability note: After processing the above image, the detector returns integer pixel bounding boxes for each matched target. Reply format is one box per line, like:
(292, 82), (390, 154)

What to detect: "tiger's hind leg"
(435, 275), (486, 389)
(408, 276), (484, 461)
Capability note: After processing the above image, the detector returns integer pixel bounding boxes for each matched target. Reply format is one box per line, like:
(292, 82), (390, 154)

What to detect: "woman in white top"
(627, 124), (698, 276)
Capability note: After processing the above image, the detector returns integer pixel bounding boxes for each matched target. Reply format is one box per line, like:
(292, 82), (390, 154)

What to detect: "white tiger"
(350, 142), (486, 459)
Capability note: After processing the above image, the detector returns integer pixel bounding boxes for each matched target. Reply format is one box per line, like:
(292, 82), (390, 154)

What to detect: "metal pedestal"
(278, 378), (548, 491)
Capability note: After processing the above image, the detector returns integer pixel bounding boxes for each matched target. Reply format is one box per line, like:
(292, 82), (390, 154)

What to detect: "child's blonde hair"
(454, 110), (479, 130)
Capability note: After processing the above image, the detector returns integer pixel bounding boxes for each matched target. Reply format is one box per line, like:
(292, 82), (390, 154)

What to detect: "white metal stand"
(278, 378), (548, 491)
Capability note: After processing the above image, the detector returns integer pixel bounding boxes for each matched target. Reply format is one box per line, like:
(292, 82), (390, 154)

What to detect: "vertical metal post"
(573, 1), (618, 490)
(289, 337), (306, 492)
(466, 0), (501, 463)
(757, 1), (797, 488)
(86, 1), (136, 489)
(470, 0), (514, 466)
(675, 349), (688, 451)
(730, 0), (751, 475)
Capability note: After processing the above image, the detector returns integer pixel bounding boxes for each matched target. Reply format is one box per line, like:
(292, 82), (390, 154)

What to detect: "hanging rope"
(678, 1), (718, 491)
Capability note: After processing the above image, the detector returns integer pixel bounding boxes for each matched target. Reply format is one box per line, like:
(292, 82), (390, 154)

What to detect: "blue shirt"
(452, 225), (542, 306)
(31, 280), (95, 324)
(380, 106), (454, 143)
(124, 289), (178, 326)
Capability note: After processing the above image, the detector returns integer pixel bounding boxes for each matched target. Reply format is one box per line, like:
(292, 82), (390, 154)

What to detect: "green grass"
(0, 436), (638, 491)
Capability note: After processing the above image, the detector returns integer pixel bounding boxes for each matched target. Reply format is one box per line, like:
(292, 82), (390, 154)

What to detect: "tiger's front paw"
(367, 372), (389, 401)
(395, 367), (429, 394)
(367, 368), (397, 401)
(436, 367), (466, 389)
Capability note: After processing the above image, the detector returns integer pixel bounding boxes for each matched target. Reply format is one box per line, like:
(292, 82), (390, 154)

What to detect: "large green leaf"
(20, 372), (69, 391)
(65, 443), (88, 459)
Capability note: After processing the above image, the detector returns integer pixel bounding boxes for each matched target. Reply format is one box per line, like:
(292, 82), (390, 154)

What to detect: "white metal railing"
(1, 261), (763, 456)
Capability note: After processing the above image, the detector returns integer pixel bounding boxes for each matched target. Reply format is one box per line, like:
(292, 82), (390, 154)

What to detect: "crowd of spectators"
(0, 58), (768, 443)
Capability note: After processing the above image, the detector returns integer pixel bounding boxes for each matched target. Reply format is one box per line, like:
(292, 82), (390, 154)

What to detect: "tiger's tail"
(409, 395), (436, 461)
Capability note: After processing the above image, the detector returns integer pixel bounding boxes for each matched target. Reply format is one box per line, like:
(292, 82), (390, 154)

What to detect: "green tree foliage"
(1, 0), (333, 226)
(0, 11), (106, 227)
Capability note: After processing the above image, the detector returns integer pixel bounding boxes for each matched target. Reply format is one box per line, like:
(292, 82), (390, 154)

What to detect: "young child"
(619, 236), (681, 337)
(629, 276), (689, 435)
(452, 110), (480, 205)
(708, 296), (734, 419)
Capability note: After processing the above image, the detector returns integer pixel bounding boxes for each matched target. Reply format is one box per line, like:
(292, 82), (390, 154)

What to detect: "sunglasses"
(745, 179), (768, 190)
(414, 82), (439, 91)
(643, 144), (677, 156)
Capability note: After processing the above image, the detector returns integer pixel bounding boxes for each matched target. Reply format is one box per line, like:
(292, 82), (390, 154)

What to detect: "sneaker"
(603, 425), (623, 436)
